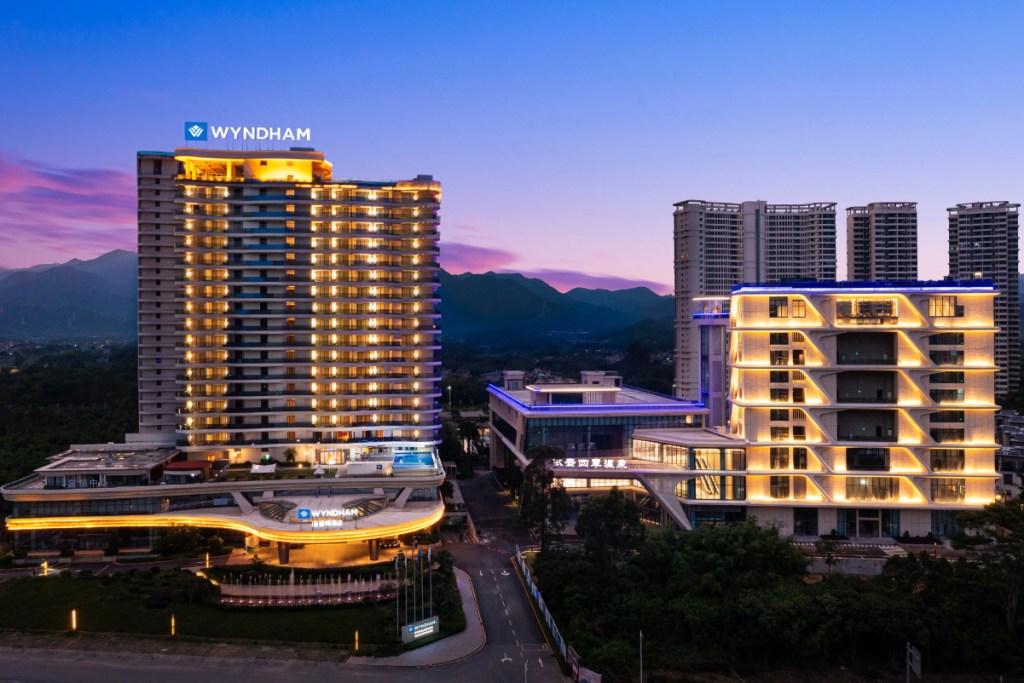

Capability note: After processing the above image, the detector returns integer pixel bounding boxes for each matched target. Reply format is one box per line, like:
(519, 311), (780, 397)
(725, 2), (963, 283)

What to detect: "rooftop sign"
(184, 121), (312, 142)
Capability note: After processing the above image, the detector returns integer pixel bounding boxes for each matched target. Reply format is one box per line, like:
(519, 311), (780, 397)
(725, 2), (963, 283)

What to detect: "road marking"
(479, 570), (483, 576)
(538, 658), (544, 668)
(501, 653), (512, 663)
(500, 569), (510, 576)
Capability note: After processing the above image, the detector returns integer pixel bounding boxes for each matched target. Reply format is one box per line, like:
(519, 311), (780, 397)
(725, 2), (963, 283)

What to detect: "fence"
(515, 545), (567, 660)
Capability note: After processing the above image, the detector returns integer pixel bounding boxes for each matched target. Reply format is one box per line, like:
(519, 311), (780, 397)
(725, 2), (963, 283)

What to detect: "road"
(0, 470), (565, 683)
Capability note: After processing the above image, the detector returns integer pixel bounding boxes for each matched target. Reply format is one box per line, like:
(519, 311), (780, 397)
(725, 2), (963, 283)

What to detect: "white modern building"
(495, 283), (1000, 538)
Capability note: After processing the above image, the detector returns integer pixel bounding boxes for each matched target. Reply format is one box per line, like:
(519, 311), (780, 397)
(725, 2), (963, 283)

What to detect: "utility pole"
(640, 629), (644, 682)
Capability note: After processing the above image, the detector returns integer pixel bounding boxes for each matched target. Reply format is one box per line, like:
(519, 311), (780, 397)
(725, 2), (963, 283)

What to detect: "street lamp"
(447, 385), (452, 412)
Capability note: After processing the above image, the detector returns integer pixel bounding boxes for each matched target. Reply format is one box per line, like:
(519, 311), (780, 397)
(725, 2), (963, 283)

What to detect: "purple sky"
(2, 2), (1023, 293)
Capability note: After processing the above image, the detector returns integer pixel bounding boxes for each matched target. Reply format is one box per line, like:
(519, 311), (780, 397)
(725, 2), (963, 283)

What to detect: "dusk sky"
(2, 1), (1023, 293)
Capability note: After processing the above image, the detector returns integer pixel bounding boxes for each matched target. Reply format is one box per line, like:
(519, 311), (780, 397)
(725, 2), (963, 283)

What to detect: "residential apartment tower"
(846, 202), (918, 281)
(947, 201), (1019, 395)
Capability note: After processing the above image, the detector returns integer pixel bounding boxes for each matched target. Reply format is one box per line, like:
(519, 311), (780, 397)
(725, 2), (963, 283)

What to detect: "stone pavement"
(348, 566), (485, 667)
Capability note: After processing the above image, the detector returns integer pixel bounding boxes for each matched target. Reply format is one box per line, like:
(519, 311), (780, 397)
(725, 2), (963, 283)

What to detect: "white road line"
(538, 658), (544, 668)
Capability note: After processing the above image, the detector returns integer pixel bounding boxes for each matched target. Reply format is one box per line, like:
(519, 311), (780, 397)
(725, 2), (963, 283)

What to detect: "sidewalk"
(348, 566), (485, 667)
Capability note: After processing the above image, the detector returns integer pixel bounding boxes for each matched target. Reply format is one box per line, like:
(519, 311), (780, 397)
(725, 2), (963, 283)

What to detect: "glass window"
(769, 371), (789, 383)
(770, 447), (789, 469)
(929, 350), (964, 366)
(771, 426), (789, 441)
(793, 447), (808, 469)
(769, 296), (789, 318)
(769, 332), (789, 345)
(928, 296), (963, 318)
(724, 449), (746, 470)
(930, 428), (965, 443)
(770, 388), (789, 402)
(930, 411), (965, 423)
(929, 371), (965, 384)
(929, 332), (965, 345)
(792, 425), (806, 440)
(692, 449), (719, 469)
(770, 350), (789, 366)
(794, 508), (818, 535)
(930, 449), (965, 472)
(931, 478), (966, 502)
(791, 300), (807, 318)
(846, 477), (896, 501)
(770, 409), (790, 421)
(770, 476), (790, 498)
(792, 387), (806, 403)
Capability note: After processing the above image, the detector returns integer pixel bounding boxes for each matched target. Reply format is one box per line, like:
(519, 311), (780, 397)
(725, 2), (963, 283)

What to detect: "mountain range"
(0, 251), (675, 343)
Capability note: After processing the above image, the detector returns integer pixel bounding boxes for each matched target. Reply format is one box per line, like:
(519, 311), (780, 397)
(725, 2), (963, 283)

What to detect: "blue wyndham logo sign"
(297, 508), (312, 520)
(185, 122), (208, 141)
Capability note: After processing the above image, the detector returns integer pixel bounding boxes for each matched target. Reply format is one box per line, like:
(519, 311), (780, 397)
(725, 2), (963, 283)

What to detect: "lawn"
(0, 572), (393, 651)
(0, 565), (465, 654)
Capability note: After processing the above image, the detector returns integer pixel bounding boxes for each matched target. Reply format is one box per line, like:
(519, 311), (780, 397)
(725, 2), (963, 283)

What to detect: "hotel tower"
(137, 148), (442, 461)
(3, 145), (445, 561)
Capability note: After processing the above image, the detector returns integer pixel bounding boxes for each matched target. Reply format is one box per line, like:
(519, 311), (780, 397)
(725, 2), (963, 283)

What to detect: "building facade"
(723, 281), (998, 537)
(846, 202), (918, 281)
(3, 146), (446, 560)
(674, 200), (837, 408)
(492, 284), (999, 538)
(947, 201), (1020, 395)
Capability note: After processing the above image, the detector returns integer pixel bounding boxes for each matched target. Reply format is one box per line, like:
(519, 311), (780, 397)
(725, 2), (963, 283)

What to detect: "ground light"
(70, 609), (77, 631)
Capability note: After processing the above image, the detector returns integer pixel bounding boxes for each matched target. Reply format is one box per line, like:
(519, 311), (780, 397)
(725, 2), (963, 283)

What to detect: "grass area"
(0, 564), (466, 654)
(0, 573), (392, 650)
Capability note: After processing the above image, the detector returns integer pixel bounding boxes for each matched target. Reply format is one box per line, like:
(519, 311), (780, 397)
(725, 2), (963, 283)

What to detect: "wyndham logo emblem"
(297, 508), (312, 521)
(185, 122), (207, 141)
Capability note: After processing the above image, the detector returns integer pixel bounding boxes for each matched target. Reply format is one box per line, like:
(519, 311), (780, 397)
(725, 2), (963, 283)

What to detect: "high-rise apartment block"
(947, 201), (1020, 395)
(674, 200), (837, 405)
(846, 202), (918, 281)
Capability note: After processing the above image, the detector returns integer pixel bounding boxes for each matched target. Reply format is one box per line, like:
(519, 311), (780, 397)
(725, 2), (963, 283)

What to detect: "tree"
(814, 538), (839, 576)
(520, 445), (574, 552)
(958, 494), (1024, 637)
(575, 487), (645, 570)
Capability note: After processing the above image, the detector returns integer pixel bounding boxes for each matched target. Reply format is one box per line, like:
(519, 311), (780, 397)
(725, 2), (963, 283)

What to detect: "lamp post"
(447, 385), (452, 412)
(639, 629), (644, 682)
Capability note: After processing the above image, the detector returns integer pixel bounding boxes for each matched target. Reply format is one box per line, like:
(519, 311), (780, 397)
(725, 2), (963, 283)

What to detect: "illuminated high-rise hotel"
(137, 148), (442, 463)
(3, 146), (445, 560)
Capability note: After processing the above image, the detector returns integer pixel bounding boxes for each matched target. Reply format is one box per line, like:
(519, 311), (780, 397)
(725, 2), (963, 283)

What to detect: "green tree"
(519, 445), (573, 552)
(575, 487), (645, 570)
(958, 494), (1024, 636)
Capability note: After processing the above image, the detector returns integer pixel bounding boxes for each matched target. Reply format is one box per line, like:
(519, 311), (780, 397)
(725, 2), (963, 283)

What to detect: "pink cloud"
(440, 242), (520, 273)
(0, 151), (136, 269)
(516, 268), (672, 295)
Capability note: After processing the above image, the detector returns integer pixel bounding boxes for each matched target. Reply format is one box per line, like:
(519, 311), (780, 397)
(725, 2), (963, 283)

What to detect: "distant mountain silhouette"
(439, 270), (673, 343)
(0, 250), (136, 340)
(0, 251), (674, 344)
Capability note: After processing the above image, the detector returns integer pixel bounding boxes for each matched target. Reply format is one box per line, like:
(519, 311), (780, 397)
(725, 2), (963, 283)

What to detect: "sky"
(2, 1), (1023, 293)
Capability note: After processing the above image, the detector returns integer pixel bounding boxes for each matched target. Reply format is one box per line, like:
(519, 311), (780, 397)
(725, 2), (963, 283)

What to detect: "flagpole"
(394, 554), (400, 641)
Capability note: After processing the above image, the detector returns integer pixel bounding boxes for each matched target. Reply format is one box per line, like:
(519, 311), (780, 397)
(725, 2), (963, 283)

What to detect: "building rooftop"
(488, 383), (704, 414)
(36, 447), (179, 475)
(632, 428), (743, 447)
